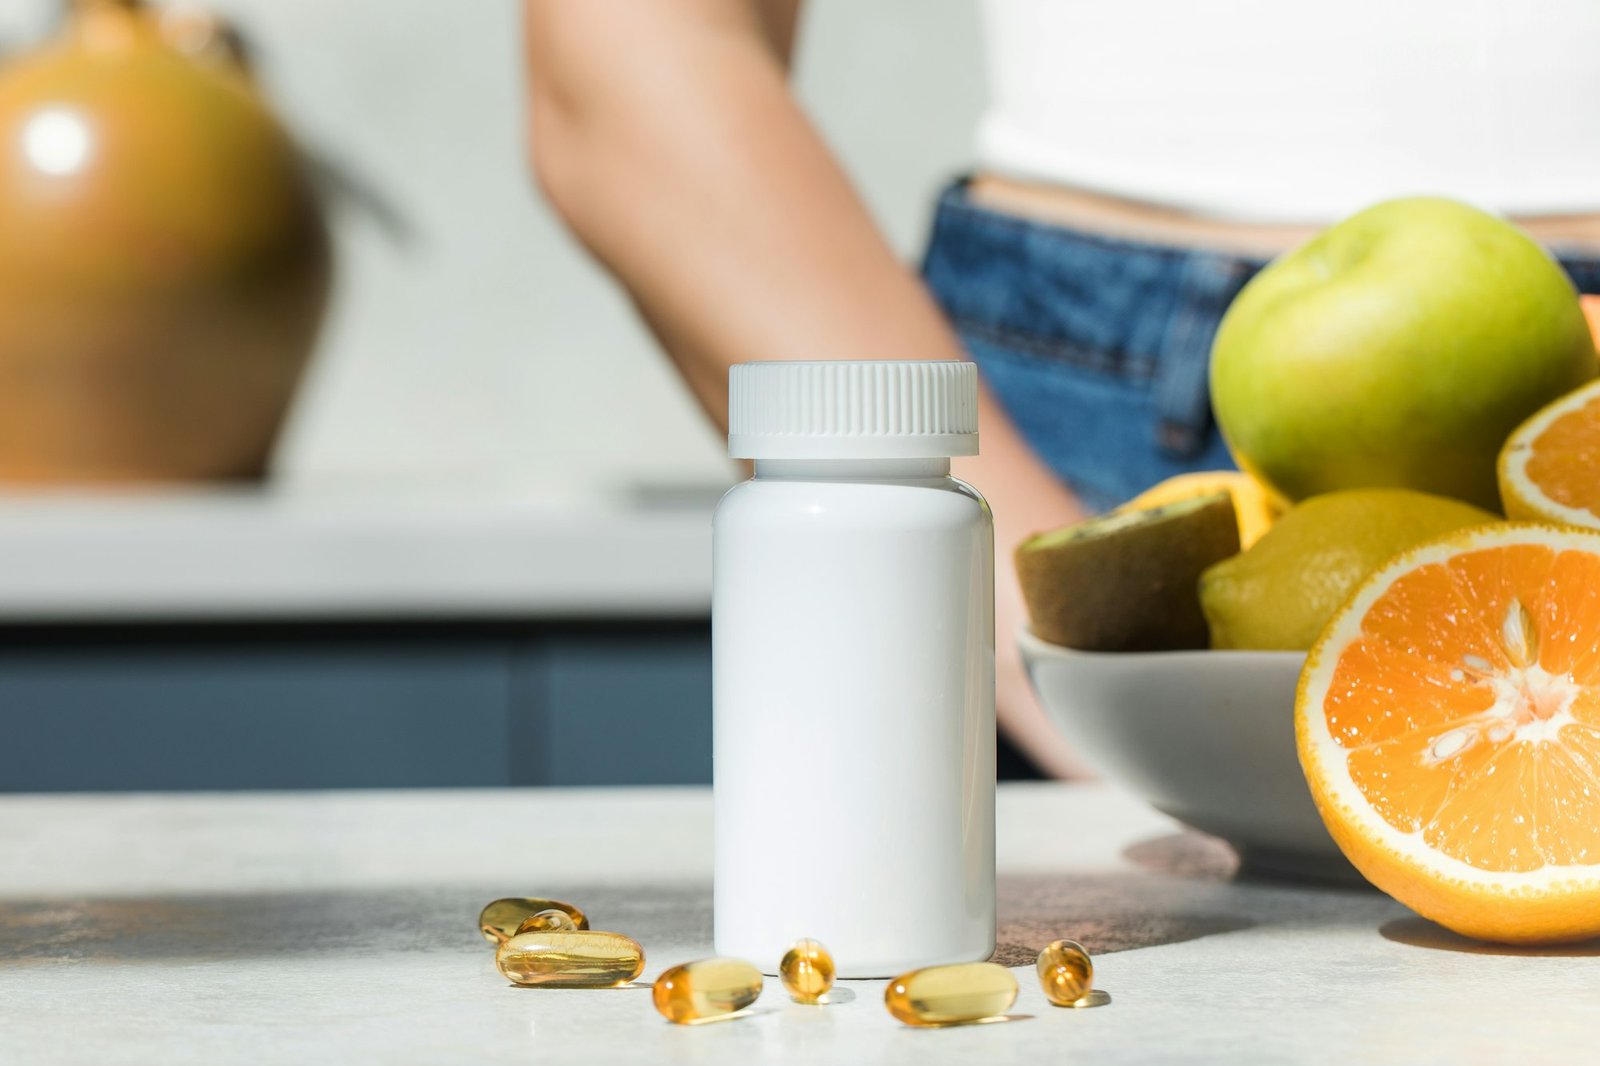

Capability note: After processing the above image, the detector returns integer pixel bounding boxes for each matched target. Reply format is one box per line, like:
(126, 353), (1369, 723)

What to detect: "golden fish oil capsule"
(883, 962), (1017, 1027)
(652, 958), (764, 1024)
(779, 938), (835, 1004)
(515, 909), (578, 936)
(495, 930), (644, 988)
(478, 898), (589, 944)
(1036, 939), (1094, 1006)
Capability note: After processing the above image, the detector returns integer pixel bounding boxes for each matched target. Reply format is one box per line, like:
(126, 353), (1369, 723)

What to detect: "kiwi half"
(1015, 493), (1241, 651)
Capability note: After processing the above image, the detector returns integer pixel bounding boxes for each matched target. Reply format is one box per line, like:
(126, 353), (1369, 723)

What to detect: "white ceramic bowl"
(1018, 629), (1361, 883)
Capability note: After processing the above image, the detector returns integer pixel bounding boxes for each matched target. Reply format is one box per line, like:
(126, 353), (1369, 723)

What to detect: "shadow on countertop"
(0, 883), (713, 966)
(1379, 917), (1600, 956)
(991, 830), (1397, 966)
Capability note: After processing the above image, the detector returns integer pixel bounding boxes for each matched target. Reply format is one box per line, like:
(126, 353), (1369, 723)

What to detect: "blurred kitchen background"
(0, 0), (984, 790)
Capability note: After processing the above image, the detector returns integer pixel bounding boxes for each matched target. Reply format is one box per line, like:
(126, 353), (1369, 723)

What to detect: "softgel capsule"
(779, 938), (835, 1004)
(883, 962), (1018, 1027)
(478, 897), (588, 944)
(494, 930), (644, 989)
(652, 958), (764, 1024)
(1036, 939), (1094, 1006)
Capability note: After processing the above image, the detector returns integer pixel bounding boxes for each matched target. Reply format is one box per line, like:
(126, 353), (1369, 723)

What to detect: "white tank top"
(977, 0), (1600, 222)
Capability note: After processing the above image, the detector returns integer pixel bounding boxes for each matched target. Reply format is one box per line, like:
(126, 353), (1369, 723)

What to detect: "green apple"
(1210, 197), (1596, 511)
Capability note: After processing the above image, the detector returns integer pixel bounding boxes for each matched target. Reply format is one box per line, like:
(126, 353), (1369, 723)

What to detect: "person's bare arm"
(523, 0), (1090, 777)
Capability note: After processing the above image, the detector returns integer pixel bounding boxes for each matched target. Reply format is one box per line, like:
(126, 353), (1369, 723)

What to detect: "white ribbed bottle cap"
(728, 361), (979, 459)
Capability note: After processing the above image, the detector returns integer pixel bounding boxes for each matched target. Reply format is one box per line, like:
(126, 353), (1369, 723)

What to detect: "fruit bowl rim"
(1017, 626), (1307, 666)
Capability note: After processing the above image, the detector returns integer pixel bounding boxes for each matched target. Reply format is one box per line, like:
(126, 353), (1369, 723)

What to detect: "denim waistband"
(921, 181), (1271, 458)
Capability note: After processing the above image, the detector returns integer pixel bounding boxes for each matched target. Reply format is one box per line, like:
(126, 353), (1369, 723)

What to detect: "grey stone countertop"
(0, 487), (715, 622)
(2, 782), (1594, 1064)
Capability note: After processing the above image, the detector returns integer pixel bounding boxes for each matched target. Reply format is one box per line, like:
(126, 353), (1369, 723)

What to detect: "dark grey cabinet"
(0, 622), (713, 792)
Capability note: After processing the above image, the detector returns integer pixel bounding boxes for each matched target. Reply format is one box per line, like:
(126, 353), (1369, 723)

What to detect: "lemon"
(1200, 489), (1498, 650)
(1017, 493), (1240, 651)
(1120, 470), (1285, 549)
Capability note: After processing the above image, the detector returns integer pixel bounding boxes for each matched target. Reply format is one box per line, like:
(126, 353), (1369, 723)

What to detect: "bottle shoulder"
(715, 476), (991, 530)
(949, 476), (992, 516)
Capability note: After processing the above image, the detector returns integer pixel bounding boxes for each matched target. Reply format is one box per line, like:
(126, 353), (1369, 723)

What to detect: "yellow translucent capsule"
(495, 930), (644, 988)
(884, 962), (1018, 1027)
(478, 898), (589, 944)
(652, 958), (764, 1024)
(1036, 939), (1094, 1006)
(779, 938), (835, 1004)
(515, 909), (579, 936)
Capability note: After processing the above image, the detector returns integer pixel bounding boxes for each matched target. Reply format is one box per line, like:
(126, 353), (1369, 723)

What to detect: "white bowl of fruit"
(1017, 631), (1333, 879)
(1019, 197), (1600, 943)
(1015, 469), (1503, 881)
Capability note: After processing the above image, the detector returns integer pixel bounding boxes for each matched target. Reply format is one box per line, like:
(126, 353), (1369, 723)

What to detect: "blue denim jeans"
(921, 180), (1600, 514)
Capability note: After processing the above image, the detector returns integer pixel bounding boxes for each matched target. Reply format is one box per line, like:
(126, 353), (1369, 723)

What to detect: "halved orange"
(1499, 377), (1600, 527)
(1297, 523), (1600, 943)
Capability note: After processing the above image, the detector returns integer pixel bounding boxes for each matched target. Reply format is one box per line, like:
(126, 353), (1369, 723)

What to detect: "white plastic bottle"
(712, 360), (996, 978)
